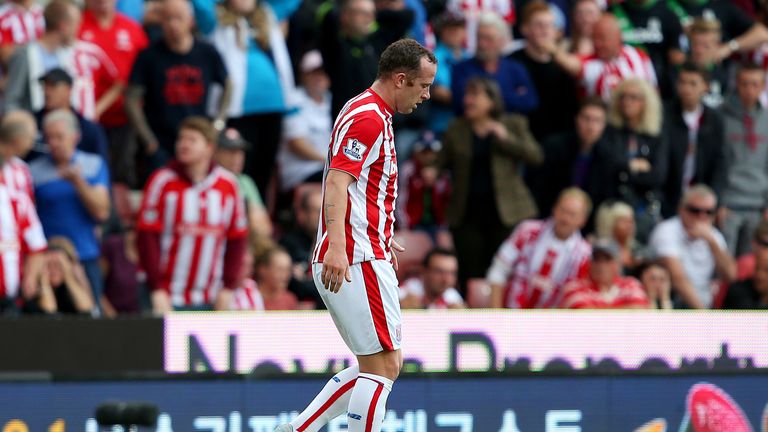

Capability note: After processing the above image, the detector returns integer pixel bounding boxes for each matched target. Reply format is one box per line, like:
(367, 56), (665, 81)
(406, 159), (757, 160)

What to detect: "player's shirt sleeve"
(328, 115), (383, 180)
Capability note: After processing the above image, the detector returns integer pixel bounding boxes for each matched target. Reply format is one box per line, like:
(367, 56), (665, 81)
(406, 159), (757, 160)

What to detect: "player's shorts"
(312, 260), (402, 356)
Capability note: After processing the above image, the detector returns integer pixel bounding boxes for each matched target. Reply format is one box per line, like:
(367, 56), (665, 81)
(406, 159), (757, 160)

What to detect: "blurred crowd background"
(0, 0), (767, 316)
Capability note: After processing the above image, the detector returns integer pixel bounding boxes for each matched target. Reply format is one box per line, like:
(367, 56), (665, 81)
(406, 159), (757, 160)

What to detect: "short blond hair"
(595, 201), (633, 239)
(556, 187), (593, 216)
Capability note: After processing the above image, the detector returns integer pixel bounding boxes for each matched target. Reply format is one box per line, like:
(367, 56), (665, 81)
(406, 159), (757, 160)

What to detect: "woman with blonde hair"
(595, 200), (648, 274)
(598, 78), (668, 242)
(191, 0), (298, 195)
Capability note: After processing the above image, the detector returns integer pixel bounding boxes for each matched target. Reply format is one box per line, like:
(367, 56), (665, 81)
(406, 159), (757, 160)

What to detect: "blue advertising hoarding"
(0, 374), (766, 431)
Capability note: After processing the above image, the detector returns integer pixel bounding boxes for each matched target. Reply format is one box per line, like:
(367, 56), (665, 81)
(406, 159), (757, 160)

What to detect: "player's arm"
(321, 169), (355, 293)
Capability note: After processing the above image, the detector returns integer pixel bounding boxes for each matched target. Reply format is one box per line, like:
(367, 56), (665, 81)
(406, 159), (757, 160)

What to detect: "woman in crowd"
(600, 78), (668, 242)
(439, 76), (543, 291)
(28, 237), (95, 315)
(637, 261), (673, 309)
(192, 0), (299, 195)
(595, 200), (649, 275)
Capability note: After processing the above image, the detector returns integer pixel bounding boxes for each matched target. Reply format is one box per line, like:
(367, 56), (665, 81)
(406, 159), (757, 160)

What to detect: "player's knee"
(383, 352), (402, 381)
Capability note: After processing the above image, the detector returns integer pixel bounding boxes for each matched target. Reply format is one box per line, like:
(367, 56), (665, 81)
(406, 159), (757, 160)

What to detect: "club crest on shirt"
(343, 139), (367, 162)
(395, 324), (402, 342)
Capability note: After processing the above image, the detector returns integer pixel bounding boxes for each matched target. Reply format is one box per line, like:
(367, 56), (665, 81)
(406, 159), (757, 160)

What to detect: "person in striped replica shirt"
(276, 39), (437, 432)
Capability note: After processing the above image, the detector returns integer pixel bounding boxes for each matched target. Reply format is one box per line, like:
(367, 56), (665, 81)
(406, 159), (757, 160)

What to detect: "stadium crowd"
(0, 0), (766, 315)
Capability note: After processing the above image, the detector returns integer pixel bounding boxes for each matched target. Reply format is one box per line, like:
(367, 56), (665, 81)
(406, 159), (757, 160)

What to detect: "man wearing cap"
(34, 68), (109, 162)
(215, 127), (272, 239)
(560, 238), (650, 309)
(277, 50), (332, 193)
(137, 116), (248, 313)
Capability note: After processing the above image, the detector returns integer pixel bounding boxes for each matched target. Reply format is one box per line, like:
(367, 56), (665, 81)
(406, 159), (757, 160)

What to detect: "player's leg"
(345, 260), (403, 432)
(285, 365), (359, 432)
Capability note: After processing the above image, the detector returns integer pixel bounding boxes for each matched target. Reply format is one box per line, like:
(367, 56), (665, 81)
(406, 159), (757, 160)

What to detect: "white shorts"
(313, 260), (402, 356)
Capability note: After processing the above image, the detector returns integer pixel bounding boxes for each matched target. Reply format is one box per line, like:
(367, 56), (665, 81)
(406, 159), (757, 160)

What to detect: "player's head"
(377, 38), (437, 115)
(176, 116), (218, 167)
(552, 187), (592, 239)
(592, 13), (622, 61)
(0, 110), (37, 160)
(421, 248), (458, 298)
(43, 109), (81, 164)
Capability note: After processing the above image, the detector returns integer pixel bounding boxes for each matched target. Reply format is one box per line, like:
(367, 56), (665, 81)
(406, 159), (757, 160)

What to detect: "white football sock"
(345, 373), (393, 432)
(289, 366), (359, 432)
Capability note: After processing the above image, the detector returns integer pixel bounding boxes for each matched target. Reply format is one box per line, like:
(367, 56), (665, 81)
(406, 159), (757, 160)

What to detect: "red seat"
(392, 230), (434, 281)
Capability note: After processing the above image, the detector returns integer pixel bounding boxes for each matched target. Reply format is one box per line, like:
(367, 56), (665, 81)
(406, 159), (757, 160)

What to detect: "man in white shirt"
(649, 184), (736, 308)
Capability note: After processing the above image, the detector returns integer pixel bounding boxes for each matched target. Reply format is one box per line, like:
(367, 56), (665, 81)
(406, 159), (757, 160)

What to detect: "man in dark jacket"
(662, 62), (726, 219)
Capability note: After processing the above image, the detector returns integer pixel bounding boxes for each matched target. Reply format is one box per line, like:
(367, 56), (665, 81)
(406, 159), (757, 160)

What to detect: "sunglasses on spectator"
(684, 205), (715, 216)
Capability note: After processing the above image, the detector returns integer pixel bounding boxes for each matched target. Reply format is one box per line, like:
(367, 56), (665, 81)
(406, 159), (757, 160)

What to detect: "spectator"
(79, 0), (149, 188)
(550, 13), (657, 101)
(722, 245), (768, 309)
(512, 1), (579, 141)
(137, 117), (248, 313)
(735, 219), (768, 280)
(559, 0), (601, 56)
(277, 50), (331, 193)
(444, 0), (514, 54)
(400, 248), (465, 309)
(451, 12), (539, 116)
(662, 61), (725, 218)
(0, 110), (37, 199)
(717, 63), (768, 257)
(649, 184), (736, 308)
(0, 0), (44, 66)
(398, 130), (450, 238)
(595, 200), (648, 274)
(0, 117), (46, 314)
(672, 0), (768, 60)
(279, 184), (322, 305)
(601, 78), (667, 242)
(30, 109), (110, 306)
(685, 18), (729, 108)
(28, 236), (95, 315)
(191, 0), (299, 196)
(99, 189), (142, 316)
(318, 0), (413, 118)
(34, 68), (109, 162)
(560, 238), (650, 308)
(526, 97), (608, 218)
(125, 0), (230, 169)
(229, 248), (264, 310)
(253, 246), (298, 310)
(609, 0), (684, 98)
(427, 11), (469, 136)
(439, 77), (543, 290)
(215, 128), (272, 239)
(486, 187), (593, 308)
(636, 260), (673, 309)
(5, 0), (120, 120)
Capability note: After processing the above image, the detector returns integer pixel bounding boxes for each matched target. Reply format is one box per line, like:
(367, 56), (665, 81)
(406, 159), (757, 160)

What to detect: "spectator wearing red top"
(397, 131), (450, 239)
(79, 0), (149, 188)
(136, 116), (248, 313)
(560, 238), (650, 309)
(0, 0), (43, 66)
(254, 246), (298, 311)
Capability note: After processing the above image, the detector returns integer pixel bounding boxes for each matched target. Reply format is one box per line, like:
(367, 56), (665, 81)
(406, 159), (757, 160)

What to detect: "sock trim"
(358, 373), (394, 392)
(364, 381), (384, 432)
(297, 378), (356, 431)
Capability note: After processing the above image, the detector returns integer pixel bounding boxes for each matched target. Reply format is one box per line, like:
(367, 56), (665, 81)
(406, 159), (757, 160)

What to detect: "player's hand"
(391, 239), (405, 272)
(322, 247), (351, 293)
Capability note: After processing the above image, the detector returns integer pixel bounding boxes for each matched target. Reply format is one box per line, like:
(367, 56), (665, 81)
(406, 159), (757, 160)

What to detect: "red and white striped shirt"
(0, 2), (43, 47)
(579, 46), (657, 101)
(70, 41), (120, 120)
(560, 276), (649, 309)
(486, 219), (592, 308)
(312, 88), (398, 265)
(446, 0), (515, 53)
(230, 278), (265, 311)
(1, 157), (33, 201)
(0, 184), (46, 298)
(137, 165), (248, 307)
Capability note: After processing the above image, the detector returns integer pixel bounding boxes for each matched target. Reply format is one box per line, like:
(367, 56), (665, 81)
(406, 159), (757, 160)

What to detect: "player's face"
(676, 71), (708, 108)
(395, 58), (436, 115)
(424, 255), (458, 296)
(44, 119), (78, 164)
(552, 195), (588, 238)
(176, 128), (213, 166)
